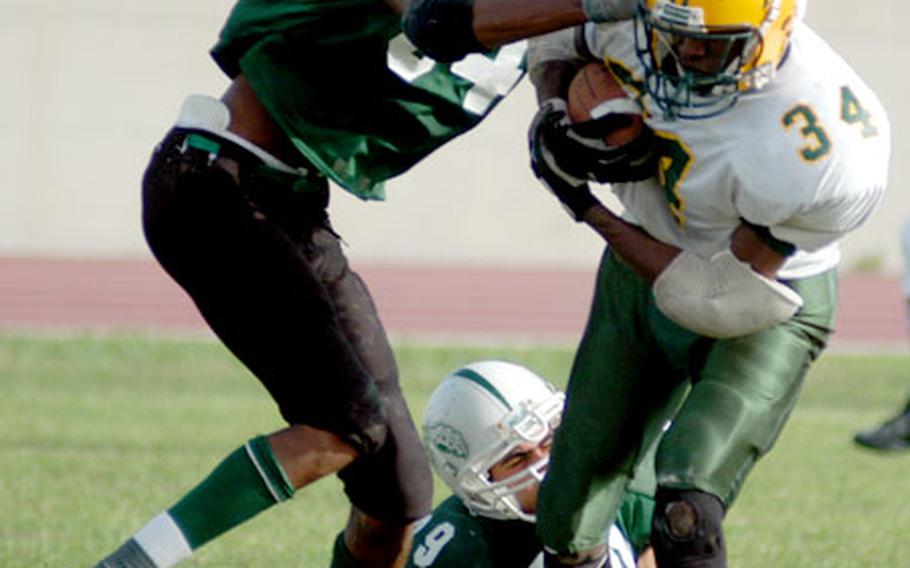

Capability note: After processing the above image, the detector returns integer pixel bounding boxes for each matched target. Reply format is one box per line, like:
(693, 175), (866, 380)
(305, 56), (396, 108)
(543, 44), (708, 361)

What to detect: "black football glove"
(531, 98), (659, 187)
(529, 99), (600, 221)
(567, 115), (659, 183)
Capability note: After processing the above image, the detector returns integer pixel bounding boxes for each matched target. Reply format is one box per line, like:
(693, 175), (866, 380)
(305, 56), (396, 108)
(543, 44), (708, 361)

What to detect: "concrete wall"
(2, 1), (906, 271)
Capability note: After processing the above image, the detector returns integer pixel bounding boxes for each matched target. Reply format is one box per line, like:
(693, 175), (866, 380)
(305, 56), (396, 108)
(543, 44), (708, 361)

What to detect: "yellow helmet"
(634, 0), (801, 119)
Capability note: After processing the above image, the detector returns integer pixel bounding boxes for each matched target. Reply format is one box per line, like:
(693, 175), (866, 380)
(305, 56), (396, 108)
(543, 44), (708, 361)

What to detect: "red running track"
(0, 257), (905, 349)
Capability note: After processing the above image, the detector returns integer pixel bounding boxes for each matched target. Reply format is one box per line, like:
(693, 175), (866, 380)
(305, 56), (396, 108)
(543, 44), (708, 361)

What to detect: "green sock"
(168, 435), (295, 549)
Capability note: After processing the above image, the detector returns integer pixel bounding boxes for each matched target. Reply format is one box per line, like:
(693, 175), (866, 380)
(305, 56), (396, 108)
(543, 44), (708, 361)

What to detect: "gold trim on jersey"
(603, 57), (651, 119)
(653, 130), (695, 229)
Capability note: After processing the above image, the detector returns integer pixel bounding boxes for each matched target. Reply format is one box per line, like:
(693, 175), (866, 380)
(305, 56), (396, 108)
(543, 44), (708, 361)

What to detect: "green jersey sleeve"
(212, 0), (526, 200)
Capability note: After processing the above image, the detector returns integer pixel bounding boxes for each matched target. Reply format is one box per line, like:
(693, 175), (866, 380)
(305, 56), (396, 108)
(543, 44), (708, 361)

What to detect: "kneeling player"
(333, 360), (657, 568)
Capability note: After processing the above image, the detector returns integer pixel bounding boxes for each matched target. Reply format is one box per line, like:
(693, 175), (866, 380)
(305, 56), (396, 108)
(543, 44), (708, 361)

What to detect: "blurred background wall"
(1, 0), (906, 271)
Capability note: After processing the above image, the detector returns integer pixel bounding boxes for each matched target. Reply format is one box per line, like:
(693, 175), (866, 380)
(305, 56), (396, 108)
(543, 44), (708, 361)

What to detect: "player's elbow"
(402, 0), (485, 62)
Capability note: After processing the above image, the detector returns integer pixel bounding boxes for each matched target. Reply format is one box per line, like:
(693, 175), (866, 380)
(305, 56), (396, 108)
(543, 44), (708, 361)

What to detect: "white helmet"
(422, 360), (565, 522)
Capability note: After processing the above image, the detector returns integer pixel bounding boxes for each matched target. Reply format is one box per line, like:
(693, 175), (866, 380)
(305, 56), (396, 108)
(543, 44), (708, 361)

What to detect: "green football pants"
(537, 248), (837, 554)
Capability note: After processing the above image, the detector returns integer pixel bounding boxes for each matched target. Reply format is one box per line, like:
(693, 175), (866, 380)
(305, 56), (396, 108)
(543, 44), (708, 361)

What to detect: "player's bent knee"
(342, 415), (389, 458)
(651, 489), (727, 568)
(338, 435), (432, 523)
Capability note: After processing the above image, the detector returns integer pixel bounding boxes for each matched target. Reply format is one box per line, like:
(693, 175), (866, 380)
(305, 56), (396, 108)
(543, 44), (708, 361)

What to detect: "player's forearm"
(399, 0), (591, 63)
(472, 0), (586, 48)
(582, 204), (680, 283)
(728, 223), (787, 278)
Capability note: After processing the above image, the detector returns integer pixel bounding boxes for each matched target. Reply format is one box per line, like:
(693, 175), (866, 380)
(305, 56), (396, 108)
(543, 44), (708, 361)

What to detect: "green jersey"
(211, 0), (526, 200)
(406, 493), (654, 568)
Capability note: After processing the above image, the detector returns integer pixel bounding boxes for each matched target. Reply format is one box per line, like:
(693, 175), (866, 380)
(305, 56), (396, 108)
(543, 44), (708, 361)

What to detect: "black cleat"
(854, 410), (910, 451)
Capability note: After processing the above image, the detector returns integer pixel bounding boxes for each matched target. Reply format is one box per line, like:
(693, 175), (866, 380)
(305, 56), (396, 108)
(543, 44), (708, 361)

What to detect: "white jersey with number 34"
(584, 20), (890, 279)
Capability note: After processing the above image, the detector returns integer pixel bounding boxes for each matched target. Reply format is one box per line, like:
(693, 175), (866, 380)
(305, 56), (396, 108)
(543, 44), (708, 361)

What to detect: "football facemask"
(635, 0), (799, 119)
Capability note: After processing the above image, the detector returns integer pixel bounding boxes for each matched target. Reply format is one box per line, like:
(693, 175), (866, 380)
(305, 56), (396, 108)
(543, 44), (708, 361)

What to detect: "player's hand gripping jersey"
(212, 0), (526, 200)
(536, 18), (889, 280)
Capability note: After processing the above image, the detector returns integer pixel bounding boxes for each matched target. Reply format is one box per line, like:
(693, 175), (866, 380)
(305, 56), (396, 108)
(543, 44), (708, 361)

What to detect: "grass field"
(1, 332), (909, 567)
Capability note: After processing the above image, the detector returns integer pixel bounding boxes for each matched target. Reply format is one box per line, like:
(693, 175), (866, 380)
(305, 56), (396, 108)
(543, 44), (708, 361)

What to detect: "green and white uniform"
(407, 492), (653, 568)
(532, 21), (889, 553)
(212, 0), (525, 199)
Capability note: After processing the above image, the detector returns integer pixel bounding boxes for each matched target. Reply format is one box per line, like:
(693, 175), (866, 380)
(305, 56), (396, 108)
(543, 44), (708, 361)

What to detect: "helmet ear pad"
(422, 361), (565, 522)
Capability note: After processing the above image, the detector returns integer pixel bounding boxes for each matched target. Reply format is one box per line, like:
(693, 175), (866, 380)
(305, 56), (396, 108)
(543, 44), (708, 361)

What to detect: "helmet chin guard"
(422, 361), (564, 522)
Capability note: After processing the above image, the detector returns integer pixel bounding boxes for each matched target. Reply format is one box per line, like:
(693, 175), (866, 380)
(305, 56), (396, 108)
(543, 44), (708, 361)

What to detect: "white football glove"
(581, 0), (638, 22)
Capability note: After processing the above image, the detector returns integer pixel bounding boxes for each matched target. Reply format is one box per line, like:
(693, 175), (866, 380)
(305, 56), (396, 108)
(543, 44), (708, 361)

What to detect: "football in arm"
(567, 62), (644, 147)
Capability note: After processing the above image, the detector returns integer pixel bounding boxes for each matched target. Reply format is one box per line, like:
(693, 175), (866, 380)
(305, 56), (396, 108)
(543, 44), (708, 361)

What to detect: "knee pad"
(338, 430), (432, 522)
(652, 489), (727, 568)
(342, 417), (388, 458)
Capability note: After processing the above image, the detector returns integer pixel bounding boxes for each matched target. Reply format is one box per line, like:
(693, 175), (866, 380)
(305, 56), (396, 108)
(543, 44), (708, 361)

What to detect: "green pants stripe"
(537, 248), (837, 554)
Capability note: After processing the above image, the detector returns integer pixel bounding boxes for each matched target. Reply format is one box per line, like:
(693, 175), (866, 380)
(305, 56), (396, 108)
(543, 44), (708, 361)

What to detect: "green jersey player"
(93, 0), (644, 567)
(526, 0), (890, 566)
(332, 361), (656, 568)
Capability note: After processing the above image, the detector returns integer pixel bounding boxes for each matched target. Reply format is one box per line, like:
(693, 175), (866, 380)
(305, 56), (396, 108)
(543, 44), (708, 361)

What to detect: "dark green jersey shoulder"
(213, 0), (526, 200)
